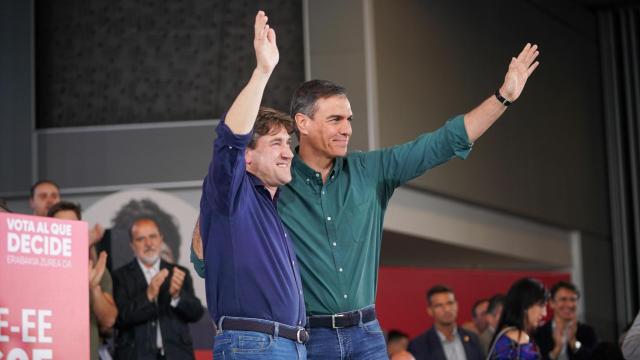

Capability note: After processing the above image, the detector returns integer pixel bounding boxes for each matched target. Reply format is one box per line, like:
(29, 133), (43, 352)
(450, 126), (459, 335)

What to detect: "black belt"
(307, 307), (376, 328)
(220, 317), (309, 344)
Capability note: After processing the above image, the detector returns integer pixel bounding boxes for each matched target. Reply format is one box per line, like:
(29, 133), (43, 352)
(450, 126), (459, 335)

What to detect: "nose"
(282, 145), (293, 159)
(340, 120), (352, 137)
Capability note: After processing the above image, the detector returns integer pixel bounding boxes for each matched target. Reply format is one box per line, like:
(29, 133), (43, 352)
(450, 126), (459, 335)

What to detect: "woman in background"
(488, 278), (549, 360)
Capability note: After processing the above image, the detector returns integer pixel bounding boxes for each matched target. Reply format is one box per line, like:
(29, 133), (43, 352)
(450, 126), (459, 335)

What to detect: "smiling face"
(297, 95), (353, 159)
(550, 287), (578, 322)
(246, 125), (293, 191)
(130, 219), (163, 267)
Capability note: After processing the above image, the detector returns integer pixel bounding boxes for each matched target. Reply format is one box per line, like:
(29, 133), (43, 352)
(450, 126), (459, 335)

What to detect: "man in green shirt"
(193, 42), (540, 359)
(282, 43), (539, 360)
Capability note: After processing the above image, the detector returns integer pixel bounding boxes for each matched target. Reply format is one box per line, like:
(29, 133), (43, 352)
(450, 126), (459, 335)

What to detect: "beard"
(139, 252), (160, 266)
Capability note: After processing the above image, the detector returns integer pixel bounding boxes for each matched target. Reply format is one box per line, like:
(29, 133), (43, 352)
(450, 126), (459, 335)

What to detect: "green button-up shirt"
(279, 115), (472, 315)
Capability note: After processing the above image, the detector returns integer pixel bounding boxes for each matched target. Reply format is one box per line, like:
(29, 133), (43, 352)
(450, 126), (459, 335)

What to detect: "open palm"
(254, 11), (279, 74)
(501, 43), (539, 101)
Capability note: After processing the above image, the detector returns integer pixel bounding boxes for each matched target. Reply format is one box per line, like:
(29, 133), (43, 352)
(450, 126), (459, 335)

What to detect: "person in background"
(30, 180), (60, 216)
(113, 217), (203, 359)
(487, 278), (548, 360)
(533, 281), (597, 360)
(463, 298), (489, 336)
(47, 201), (117, 360)
(387, 329), (411, 358)
(480, 294), (505, 355)
(409, 285), (484, 360)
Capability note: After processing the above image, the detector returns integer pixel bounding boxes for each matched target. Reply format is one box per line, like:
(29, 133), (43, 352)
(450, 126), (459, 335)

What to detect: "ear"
(427, 306), (433, 317)
(245, 148), (253, 166)
(295, 113), (310, 136)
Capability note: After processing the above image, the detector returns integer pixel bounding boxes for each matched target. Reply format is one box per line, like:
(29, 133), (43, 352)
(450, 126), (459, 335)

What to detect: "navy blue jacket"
(408, 325), (485, 360)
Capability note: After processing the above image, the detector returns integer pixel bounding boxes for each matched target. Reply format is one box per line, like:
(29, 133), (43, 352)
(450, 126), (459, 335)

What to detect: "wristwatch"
(494, 90), (512, 106)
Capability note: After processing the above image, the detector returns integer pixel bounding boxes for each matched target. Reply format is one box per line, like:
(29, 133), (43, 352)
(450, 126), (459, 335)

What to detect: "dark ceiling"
(571, 0), (640, 9)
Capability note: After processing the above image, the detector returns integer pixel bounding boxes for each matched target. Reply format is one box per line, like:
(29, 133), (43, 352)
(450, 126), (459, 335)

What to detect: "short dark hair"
(550, 281), (580, 300)
(426, 284), (454, 306)
(387, 329), (409, 343)
(495, 278), (548, 334)
(487, 294), (505, 315)
(290, 79), (347, 136)
(248, 107), (294, 149)
(471, 298), (489, 319)
(47, 201), (82, 220)
(30, 180), (60, 198)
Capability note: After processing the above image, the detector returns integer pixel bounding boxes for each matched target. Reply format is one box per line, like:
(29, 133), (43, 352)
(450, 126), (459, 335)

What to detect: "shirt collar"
(292, 147), (344, 181)
(436, 326), (459, 343)
(247, 172), (281, 201)
(136, 257), (160, 275)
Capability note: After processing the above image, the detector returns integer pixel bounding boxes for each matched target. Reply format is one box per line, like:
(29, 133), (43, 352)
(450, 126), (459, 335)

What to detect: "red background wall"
(376, 267), (570, 338)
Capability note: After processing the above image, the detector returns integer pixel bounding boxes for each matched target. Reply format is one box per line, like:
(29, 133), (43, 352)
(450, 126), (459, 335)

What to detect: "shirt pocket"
(342, 193), (376, 244)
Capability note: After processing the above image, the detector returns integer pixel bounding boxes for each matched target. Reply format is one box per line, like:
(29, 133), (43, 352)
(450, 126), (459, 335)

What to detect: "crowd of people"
(1, 8), (639, 360)
(384, 279), (640, 360)
(4, 183), (640, 359)
(2, 180), (204, 360)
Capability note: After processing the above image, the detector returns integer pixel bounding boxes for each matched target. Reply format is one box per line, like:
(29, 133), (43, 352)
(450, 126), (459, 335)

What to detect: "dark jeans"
(306, 318), (387, 360)
(214, 317), (307, 360)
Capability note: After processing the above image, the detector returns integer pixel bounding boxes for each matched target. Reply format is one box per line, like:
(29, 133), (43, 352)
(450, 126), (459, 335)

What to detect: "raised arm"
(464, 43), (540, 143)
(225, 10), (279, 135)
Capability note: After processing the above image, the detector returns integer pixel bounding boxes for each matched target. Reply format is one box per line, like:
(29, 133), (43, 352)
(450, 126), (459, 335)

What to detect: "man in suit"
(534, 281), (597, 360)
(113, 217), (204, 360)
(408, 285), (484, 360)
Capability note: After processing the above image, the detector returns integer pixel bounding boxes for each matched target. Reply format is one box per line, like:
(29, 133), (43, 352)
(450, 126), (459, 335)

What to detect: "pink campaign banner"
(0, 213), (88, 359)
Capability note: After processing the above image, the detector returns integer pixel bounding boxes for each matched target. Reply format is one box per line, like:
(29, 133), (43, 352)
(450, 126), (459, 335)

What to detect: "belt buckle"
(331, 314), (345, 329)
(296, 328), (306, 343)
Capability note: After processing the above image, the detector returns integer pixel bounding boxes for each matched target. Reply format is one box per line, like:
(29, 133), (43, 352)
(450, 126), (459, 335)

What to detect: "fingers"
(153, 269), (169, 285)
(172, 267), (185, 278)
(526, 45), (539, 64)
(527, 61), (540, 77)
(516, 43), (531, 62)
(95, 251), (107, 275)
(172, 268), (186, 285)
(170, 276), (184, 291)
(254, 10), (268, 40)
(515, 43), (539, 64)
(267, 27), (276, 46)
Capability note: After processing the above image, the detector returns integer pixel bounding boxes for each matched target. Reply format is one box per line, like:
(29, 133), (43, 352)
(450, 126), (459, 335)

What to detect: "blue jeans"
(305, 318), (387, 359)
(214, 318), (307, 360)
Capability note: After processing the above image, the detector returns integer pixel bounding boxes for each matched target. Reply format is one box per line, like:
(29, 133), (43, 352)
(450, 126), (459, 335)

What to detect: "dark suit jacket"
(113, 259), (204, 360)
(408, 326), (484, 360)
(534, 321), (597, 360)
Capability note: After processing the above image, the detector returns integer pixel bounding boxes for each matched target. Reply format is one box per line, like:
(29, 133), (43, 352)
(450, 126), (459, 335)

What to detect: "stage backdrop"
(0, 212), (89, 359)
